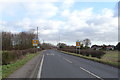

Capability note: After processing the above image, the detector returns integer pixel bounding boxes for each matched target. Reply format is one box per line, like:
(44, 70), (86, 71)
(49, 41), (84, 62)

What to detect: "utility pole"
(59, 32), (61, 49)
(43, 40), (44, 44)
(37, 27), (38, 39)
(32, 27), (39, 49)
(59, 34), (60, 43)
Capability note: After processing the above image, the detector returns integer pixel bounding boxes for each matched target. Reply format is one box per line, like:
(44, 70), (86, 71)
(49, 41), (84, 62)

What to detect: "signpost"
(31, 27), (40, 53)
(76, 41), (80, 47)
(32, 39), (39, 47)
(76, 40), (81, 54)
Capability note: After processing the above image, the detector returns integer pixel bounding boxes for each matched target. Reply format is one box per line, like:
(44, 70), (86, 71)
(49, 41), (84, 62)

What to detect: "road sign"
(76, 40), (80, 48)
(76, 40), (81, 54)
(32, 39), (39, 46)
(33, 44), (38, 46)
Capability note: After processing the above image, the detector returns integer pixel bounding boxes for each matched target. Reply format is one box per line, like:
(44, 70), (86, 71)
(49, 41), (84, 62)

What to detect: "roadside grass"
(0, 66), (1, 79)
(103, 51), (119, 62)
(2, 52), (40, 78)
(0, 51), (2, 79)
(0, 51), (2, 53)
(61, 51), (120, 68)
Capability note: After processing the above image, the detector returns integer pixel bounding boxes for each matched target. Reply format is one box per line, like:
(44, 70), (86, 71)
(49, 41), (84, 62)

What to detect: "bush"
(86, 50), (105, 59)
(2, 48), (42, 65)
(61, 49), (106, 59)
(2, 51), (17, 65)
(84, 50), (90, 56)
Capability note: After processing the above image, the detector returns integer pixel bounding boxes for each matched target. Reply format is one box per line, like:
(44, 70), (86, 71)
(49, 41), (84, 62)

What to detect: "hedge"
(60, 49), (105, 59)
(2, 48), (42, 65)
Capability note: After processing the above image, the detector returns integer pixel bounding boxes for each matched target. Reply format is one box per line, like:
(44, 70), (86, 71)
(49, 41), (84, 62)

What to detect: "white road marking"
(80, 67), (104, 80)
(47, 53), (54, 56)
(37, 54), (44, 78)
(52, 53), (54, 55)
(63, 58), (72, 63)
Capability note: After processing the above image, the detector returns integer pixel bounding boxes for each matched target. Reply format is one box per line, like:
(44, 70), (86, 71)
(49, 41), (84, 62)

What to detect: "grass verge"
(2, 52), (40, 78)
(60, 51), (120, 68)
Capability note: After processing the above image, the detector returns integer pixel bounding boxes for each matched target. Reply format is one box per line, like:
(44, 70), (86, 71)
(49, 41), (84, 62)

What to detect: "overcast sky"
(0, 0), (119, 46)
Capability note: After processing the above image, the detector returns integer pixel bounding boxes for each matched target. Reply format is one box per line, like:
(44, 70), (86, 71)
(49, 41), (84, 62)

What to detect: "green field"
(1, 51), (40, 79)
(61, 50), (120, 68)
(102, 51), (119, 63)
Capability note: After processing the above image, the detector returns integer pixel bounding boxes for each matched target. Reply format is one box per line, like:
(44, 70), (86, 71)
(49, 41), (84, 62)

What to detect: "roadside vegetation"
(1, 31), (56, 79)
(61, 49), (105, 59)
(2, 48), (41, 65)
(102, 51), (119, 64)
(2, 51), (40, 78)
(57, 41), (120, 68)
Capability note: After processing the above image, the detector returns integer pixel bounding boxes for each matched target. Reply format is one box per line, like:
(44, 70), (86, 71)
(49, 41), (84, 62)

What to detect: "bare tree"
(2, 32), (13, 50)
(2, 31), (37, 50)
(83, 38), (91, 48)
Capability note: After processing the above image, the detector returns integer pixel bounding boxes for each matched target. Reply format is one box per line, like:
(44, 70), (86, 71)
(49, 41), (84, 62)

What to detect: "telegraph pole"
(37, 27), (38, 39)
(59, 32), (61, 49)
(32, 27), (39, 50)
(43, 40), (44, 44)
(59, 33), (60, 43)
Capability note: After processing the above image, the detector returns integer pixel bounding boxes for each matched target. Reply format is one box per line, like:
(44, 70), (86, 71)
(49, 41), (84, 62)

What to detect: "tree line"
(2, 31), (37, 50)
(57, 38), (91, 49)
(57, 39), (120, 51)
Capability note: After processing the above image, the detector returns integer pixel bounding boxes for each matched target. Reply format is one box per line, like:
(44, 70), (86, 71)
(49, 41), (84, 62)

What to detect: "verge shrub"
(2, 48), (42, 65)
(60, 49), (106, 59)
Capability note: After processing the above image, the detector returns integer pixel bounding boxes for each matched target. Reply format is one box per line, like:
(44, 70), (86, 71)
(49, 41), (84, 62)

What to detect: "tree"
(2, 31), (37, 50)
(41, 43), (56, 49)
(116, 42), (120, 51)
(83, 38), (91, 48)
(15, 32), (36, 50)
(57, 43), (67, 49)
(2, 32), (13, 50)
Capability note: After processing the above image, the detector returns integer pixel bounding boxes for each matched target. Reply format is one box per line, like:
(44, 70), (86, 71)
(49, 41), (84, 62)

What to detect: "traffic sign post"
(76, 42), (80, 47)
(32, 27), (40, 52)
(32, 39), (39, 47)
(76, 40), (81, 54)
(32, 43), (38, 47)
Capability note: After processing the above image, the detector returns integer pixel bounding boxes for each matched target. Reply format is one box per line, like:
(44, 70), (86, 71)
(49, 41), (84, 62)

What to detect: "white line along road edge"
(37, 54), (44, 78)
(80, 67), (104, 80)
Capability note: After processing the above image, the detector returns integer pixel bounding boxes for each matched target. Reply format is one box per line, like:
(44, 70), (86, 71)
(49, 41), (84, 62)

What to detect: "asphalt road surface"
(8, 49), (119, 80)
(40, 50), (119, 80)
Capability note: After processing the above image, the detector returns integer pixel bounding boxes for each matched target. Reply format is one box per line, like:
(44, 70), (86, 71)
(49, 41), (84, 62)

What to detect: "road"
(40, 50), (119, 80)
(8, 49), (119, 80)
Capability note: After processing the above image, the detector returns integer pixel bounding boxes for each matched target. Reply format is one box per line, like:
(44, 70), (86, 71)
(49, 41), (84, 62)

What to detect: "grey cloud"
(86, 17), (110, 25)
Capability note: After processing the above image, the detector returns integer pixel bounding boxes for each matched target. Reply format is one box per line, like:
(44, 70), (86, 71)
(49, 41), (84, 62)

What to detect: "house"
(91, 45), (115, 51)
(91, 45), (103, 50)
(106, 45), (115, 50)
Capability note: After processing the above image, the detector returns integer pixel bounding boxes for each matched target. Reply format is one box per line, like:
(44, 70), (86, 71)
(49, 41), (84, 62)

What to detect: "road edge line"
(30, 53), (42, 78)
(37, 54), (44, 79)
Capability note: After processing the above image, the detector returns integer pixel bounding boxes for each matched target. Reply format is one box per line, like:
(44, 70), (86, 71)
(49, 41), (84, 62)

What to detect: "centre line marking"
(80, 67), (104, 80)
(37, 54), (44, 78)
(63, 58), (72, 63)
